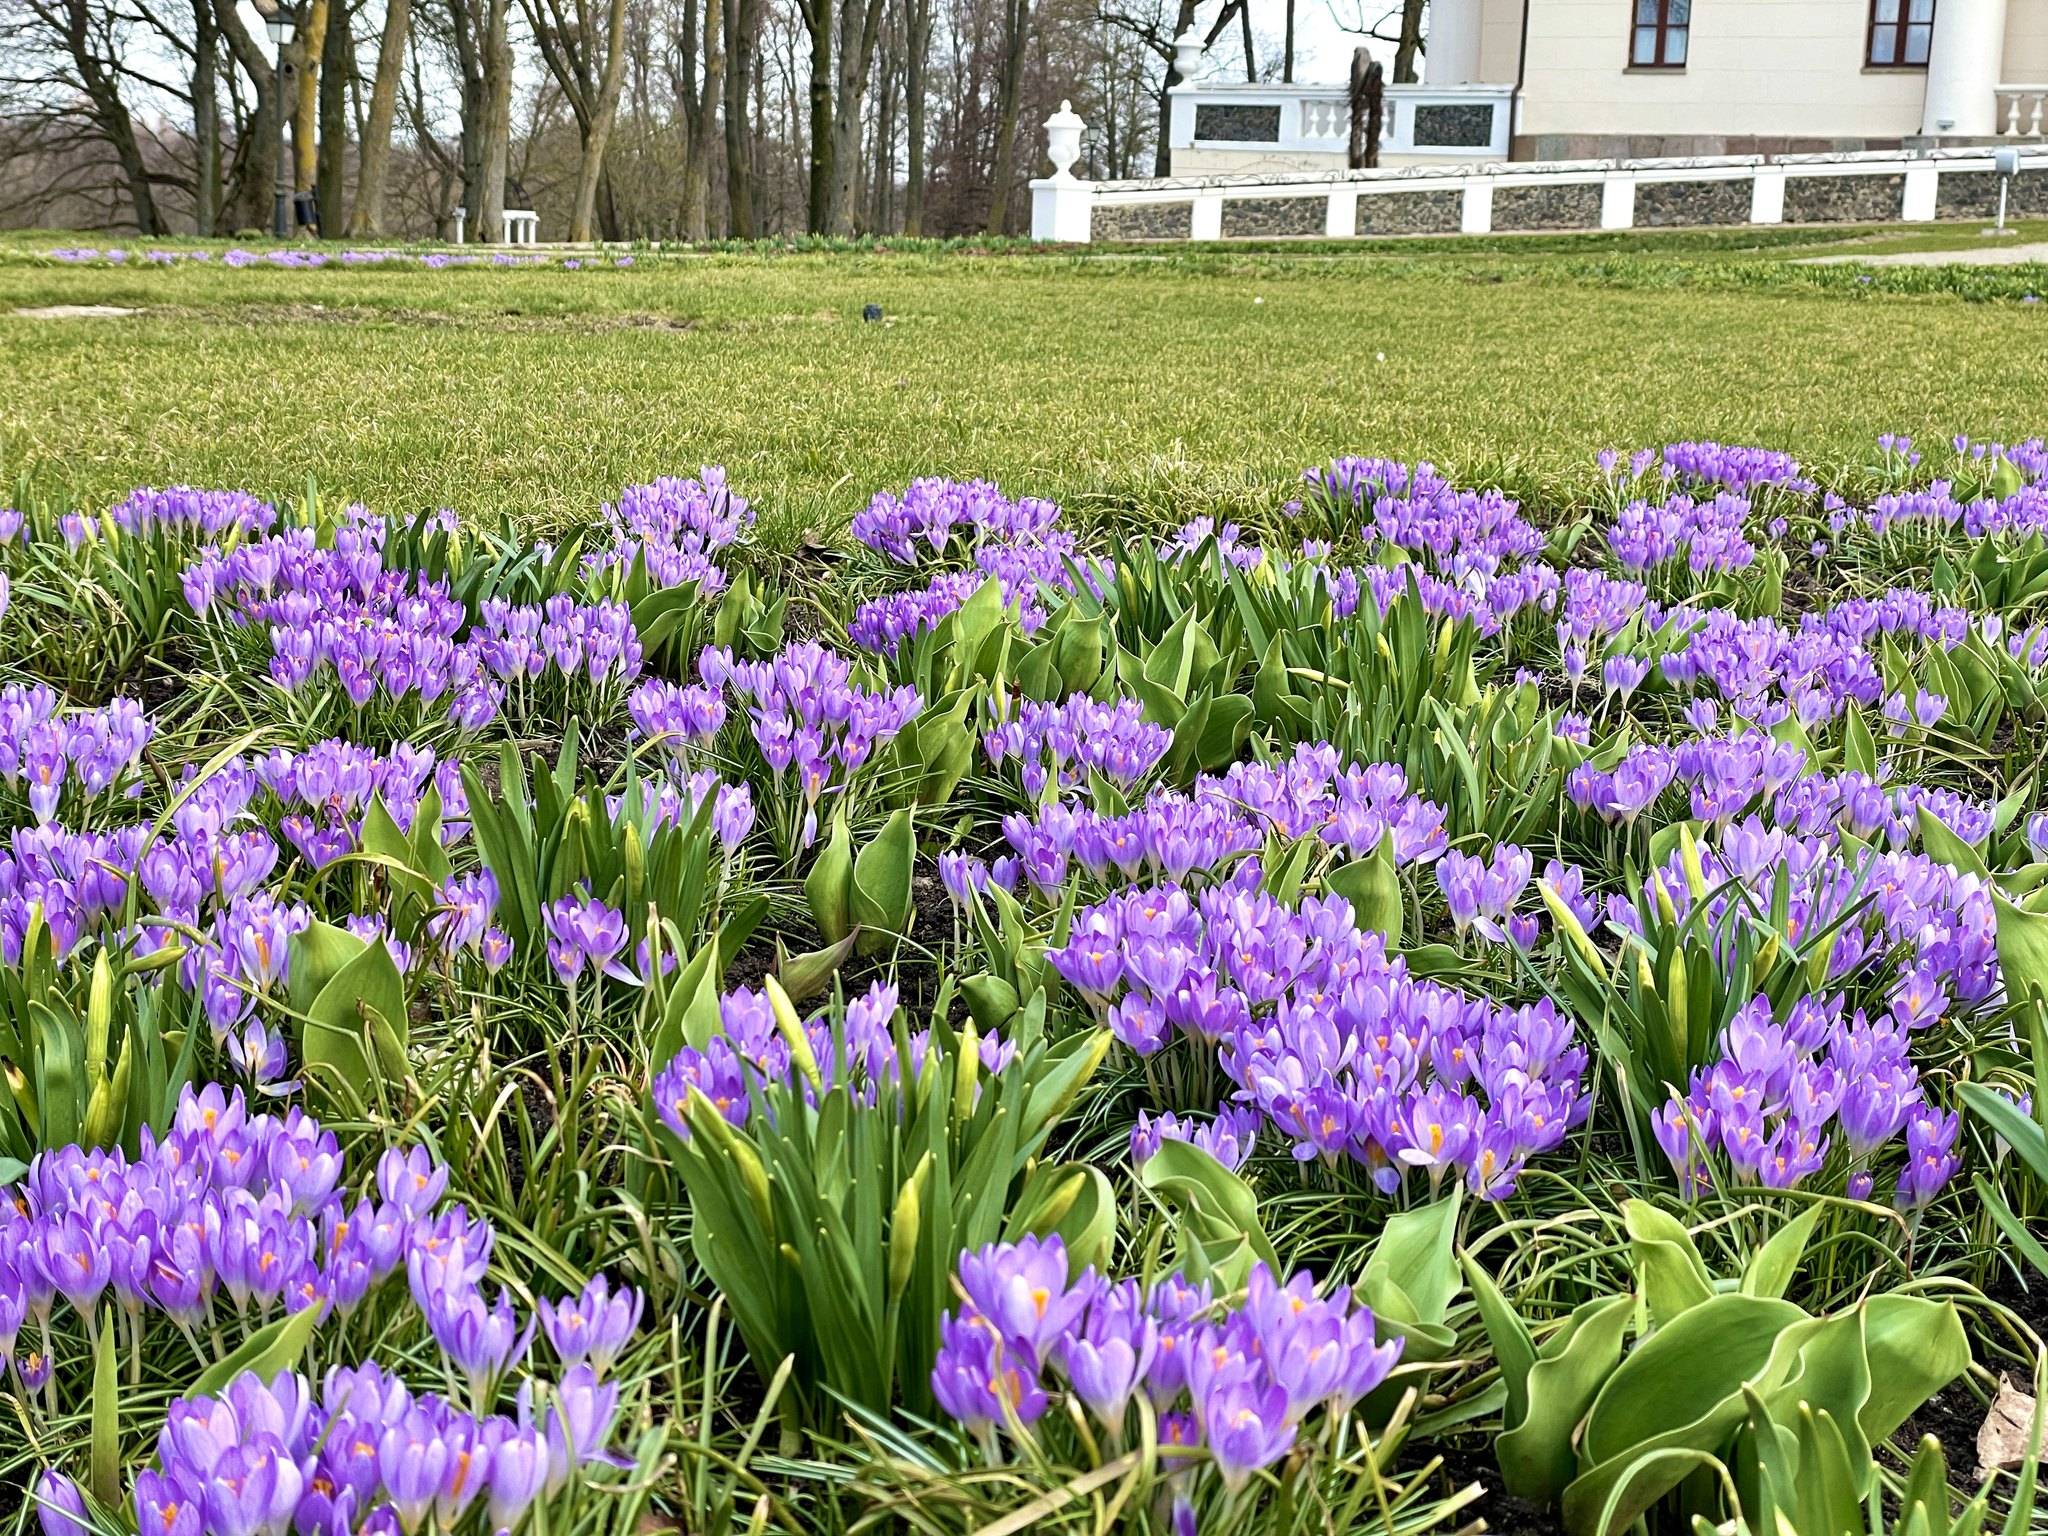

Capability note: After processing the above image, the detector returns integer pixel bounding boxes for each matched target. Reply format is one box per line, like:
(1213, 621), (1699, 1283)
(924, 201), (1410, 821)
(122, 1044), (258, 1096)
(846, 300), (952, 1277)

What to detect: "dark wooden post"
(1349, 47), (1384, 169)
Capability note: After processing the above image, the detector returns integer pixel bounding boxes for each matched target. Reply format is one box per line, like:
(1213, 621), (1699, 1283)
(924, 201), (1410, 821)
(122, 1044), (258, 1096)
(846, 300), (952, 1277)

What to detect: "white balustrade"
(1299, 97), (1347, 144)
(1166, 79), (1513, 164)
(1998, 85), (2048, 137)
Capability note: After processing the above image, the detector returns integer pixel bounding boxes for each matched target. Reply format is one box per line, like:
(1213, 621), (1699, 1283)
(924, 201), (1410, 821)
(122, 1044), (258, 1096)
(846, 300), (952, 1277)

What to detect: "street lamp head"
(265, 6), (296, 46)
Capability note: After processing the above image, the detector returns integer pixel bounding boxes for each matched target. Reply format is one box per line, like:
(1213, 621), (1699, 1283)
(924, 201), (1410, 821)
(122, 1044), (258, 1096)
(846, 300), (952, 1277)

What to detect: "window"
(1867, 0), (1934, 65)
(1630, 0), (1690, 67)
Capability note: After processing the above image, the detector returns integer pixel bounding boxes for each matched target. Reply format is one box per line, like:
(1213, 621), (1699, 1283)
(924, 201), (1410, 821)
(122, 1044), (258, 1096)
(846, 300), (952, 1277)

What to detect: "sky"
(1178, 0), (1418, 86)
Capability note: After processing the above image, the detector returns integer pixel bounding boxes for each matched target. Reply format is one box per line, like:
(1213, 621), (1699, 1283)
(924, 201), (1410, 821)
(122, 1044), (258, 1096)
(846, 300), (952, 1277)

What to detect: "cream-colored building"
(1165, 0), (2048, 170)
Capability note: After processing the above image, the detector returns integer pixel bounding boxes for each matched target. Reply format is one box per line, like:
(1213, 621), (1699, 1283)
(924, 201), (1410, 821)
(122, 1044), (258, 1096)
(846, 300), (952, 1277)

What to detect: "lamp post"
(1080, 124), (1103, 182)
(265, 5), (296, 240)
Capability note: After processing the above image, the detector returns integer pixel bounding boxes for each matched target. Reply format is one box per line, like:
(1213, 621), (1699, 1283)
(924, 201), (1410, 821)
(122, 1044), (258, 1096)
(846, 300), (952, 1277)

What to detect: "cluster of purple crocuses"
(32, 1350), (627, 1536)
(587, 469), (752, 593)
(0, 683), (151, 825)
(1295, 456), (1549, 585)
(0, 1086), (639, 1411)
(42, 244), (619, 271)
(700, 640), (921, 847)
(981, 693), (1173, 799)
(852, 478), (1062, 564)
(1050, 876), (1589, 1198)
(961, 745), (1449, 900)
(930, 1235), (1400, 1498)
(1649, 992), (1956, 1209)
(847, 480), (1111, 657)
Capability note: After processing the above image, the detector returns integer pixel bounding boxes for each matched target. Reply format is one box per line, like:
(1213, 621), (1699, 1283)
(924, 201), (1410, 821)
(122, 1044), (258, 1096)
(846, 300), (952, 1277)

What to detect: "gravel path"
(1799, 240), (2048, 266)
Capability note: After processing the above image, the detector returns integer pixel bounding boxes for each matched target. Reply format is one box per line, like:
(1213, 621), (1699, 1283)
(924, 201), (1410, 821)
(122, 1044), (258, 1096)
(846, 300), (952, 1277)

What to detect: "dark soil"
(1416, 1433), (1565, 1536)
(1894, 1381), (1985, 1464)
(1981, 1259), (2048, 1343)
(724, 933), (781, 994)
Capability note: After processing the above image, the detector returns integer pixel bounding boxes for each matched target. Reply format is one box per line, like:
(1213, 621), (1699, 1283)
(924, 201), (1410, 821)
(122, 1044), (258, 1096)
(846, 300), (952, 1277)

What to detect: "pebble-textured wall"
(1356, 187), (1464, 235)
(1780, 173), (1904, 223)
(1633, 177), (1754, 228)
(1093, 202), (1194, 240)
(1193, 104), (1283, 143)
(1411, 103), (1496, 149)
(1220, 196), (1327, 237)
(1933, 169), (2048, 221)
(1491, 181), (1604, 231)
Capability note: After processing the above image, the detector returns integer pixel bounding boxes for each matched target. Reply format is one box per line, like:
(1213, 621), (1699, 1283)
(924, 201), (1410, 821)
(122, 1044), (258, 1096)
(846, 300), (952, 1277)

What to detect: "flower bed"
(5, 436), (2048, 1536)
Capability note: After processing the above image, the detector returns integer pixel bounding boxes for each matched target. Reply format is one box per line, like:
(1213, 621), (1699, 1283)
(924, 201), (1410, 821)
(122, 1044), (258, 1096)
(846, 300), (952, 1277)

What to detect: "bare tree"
(981, 0), (1026, 231)
(1332, 0), (1422, 81)
(348, 0), (414, 231)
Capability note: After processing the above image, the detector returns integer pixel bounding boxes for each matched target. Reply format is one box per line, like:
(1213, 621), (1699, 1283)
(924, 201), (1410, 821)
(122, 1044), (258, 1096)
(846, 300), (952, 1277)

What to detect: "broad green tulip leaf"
(1497, 1293), (1633, 1506)
(1009, 1163), (1116, 1273)
(1328, 838), (1402, 944)
(1580, 1293), (1804, 1465)
(850, 808), (915, 954)
(1140, 1137), (1279, 1288)
(1741, 1201), (1822, 1299)
(1957, 1081), (2048, 1186)
(301, 931), (408, 1101)
(1622, 1200), (1714, 1328)
(803, 811), (855, 945)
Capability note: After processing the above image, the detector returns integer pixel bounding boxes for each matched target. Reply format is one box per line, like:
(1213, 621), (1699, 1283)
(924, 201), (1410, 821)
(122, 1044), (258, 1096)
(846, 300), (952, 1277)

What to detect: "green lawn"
(3, 226), (2046, 546)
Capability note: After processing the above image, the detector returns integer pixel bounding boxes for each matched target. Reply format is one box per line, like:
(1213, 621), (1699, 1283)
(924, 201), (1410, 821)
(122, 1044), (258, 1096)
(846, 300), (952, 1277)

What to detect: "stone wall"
(1356, 187), (1464, 235)
(1094, 201), (1193, 241)
(1219, 196), (1326, 237)
(1932, 169), (2048, 220)
(1491, 181), (1604, 231)
(1780, 172), (1905, 223)
(1192, 104), (1282, 143)
(1633, 177), (1754, 227)
(1411, 103), (1496, 149)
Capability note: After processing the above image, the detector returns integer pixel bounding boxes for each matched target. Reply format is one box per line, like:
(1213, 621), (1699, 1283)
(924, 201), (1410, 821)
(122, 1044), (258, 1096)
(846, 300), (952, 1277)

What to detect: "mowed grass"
(3, 230), (2047, 546)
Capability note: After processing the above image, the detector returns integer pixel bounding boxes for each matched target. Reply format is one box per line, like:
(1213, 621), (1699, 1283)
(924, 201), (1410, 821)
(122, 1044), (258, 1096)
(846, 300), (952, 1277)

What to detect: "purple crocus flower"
(537, 1274), (642, 1377)
(34, 1470), (88, 1536)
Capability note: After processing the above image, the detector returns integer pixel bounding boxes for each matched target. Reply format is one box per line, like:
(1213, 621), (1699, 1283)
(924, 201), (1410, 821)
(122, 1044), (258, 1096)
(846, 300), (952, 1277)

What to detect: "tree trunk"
(800, 0), (832, 233)
(214, 0), (278, 229)
(901, 0), (928, 232)
(1395, 0), (1423, 82)
(317, 0), (351, 232)
(480, 0), (513, 236)
(347, 0), (411, 233)
(295, 0), (327, 196)
(721, 0), (760, 235)
(568, 0), (630, 240)
(683, 0), (722, 238)
(1238, 0), (1255, 80)
(824, 0), (885, 234)
(191, 0), (220, 233)
(983, 0), (1029, 234)
(56, 0), (162, 232)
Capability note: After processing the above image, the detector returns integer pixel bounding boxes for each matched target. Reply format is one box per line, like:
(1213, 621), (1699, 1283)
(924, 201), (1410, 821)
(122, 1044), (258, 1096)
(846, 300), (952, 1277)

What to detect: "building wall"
(1502, 0), (1934, 142)
(2011, 0), (2048, 81)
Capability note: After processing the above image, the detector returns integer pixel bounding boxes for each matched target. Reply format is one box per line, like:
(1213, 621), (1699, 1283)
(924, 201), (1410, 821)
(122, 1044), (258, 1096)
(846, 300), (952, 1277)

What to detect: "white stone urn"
(1044, 100), (1084, 181)
(1172, 27), (1205, 79)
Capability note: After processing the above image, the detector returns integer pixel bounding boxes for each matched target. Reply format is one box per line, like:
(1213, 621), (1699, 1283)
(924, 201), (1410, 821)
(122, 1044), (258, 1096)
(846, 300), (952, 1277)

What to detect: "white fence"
(1032, 144), (2048, 244)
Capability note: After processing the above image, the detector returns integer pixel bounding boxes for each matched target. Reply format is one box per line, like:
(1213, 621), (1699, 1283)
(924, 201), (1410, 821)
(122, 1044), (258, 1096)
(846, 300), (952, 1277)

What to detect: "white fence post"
(1750, 168), (1786, 224)
(1600, 172), (1636, 230)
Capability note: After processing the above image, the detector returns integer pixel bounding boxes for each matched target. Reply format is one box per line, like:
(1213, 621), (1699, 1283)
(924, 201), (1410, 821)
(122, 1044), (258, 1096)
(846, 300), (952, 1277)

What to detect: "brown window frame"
(1865, 0), (1934, 67)
(1629, 0), (1690, 69)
